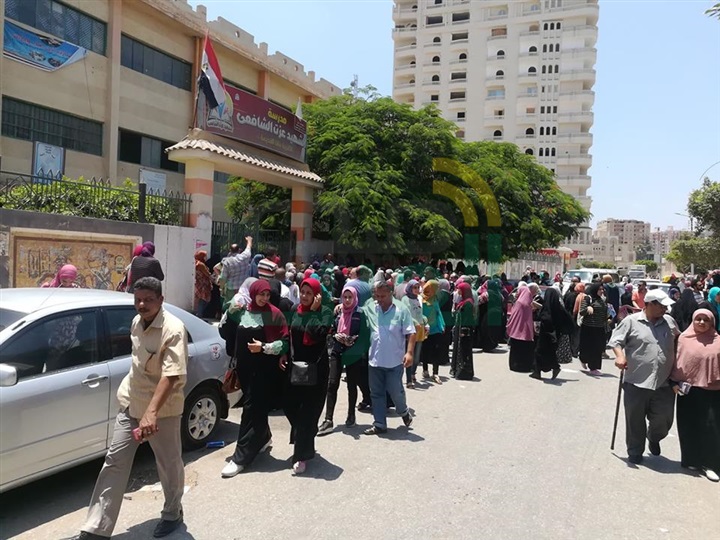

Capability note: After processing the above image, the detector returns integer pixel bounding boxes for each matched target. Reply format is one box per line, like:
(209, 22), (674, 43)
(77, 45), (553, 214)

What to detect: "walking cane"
(610, 369), (625, 451)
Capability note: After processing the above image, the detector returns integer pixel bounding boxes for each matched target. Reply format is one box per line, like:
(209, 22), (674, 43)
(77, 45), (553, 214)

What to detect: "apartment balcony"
(558, 111), (594, 125)
(449, 59), (469, 65)
(422, 80), (442, 87)
(548, 1), (600, 20)
(451, 0), (471, 5)
(519, 51), (540, 58)
(392, 27), (418, 38)
(555, 175), (592, 189)
(394, 83), (416, 95)
(486, 74), (504, 82)
(563, 25), (598, 39)
(557, 132), (593, 145)
(556, 153), (593, 167)
(516, 113), (538, 122)
(576, 195), (592, 210)
(487, 12), (509, 21)
(515, 134), (536, 140)
(559, 90), (595, 100)
(421, 100), (441, 107)
(518, 73), (539, 83)
(449, 39), (469, 45)
(395, 44), (417, 55)
(449, 77), (468, 84)
(426, 22), (447, 29)
(422, 61), (442, 68)
(519, 30), (540, 37)
(424, 42), (443, 48)
(487, 34), (508, 41)
(518, 92), (539, 100)
(394, 63), (416, 74)
(392, 7), (418, 22)
(486, 94), (506, 101)
(560, 69), (596, 83)
(564, 47), (598, 60)
(484, 115), (505, 122)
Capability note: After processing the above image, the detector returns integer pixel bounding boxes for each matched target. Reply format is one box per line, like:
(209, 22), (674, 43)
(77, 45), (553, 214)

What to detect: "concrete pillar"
(184, 159), (215, 254)
(258, 71), (270, 99)
(291, 185), (313, 264)
(104, 0), (122, 180)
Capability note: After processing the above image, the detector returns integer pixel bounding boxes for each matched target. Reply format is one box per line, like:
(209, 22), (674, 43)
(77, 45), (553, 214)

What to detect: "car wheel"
(182, 386), (221, 450)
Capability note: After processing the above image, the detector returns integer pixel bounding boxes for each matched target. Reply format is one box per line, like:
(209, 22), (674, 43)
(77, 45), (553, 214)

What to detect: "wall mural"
(10, 229), (141, 290)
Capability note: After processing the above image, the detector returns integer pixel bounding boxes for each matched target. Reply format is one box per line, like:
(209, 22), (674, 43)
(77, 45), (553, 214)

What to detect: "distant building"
(651, 226), (687, 259)
(594, 219), (651, 254)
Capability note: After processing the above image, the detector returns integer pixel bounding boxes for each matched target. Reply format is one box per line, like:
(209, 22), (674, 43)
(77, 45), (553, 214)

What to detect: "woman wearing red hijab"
(283, 278), (334, 475)
(221, 280), (289, 478)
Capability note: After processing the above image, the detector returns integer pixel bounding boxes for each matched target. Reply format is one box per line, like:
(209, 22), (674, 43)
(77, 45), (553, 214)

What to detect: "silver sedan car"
(0, 288), (238, 493)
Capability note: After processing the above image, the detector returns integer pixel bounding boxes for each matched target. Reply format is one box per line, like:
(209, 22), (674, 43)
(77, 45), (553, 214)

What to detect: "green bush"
(0, 176), (185, 226)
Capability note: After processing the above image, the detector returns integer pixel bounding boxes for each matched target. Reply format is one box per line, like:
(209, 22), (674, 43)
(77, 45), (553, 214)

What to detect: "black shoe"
(628, 455), (643, 465)
(402, 411), (413, 428)
(529, 371), (542, 380)
(357, 402), (371, 412)
(345, 414), (356, 427)
(363, 426), (387, 435)
(648, 440), (661, 456)
(551, 367), (561, 380)
(66, 532), (108, 540)
(317, 420), (334, 437)
(153, 516), (183, 538)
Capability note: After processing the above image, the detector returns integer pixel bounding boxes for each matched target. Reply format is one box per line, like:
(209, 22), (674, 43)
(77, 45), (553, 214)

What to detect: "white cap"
(644, 289), (674, 307)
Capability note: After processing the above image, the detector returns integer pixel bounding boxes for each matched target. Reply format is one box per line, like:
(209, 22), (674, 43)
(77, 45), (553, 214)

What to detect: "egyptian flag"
(199, 34), (225, 109)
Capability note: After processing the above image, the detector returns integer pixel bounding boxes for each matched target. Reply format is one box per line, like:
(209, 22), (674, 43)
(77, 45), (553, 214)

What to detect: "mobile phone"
(132, 427), (144, 442)
(678, 382), (692, 395)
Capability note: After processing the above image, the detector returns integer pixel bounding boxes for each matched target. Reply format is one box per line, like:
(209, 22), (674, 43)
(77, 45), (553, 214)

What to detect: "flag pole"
(191, 30), (208, 130)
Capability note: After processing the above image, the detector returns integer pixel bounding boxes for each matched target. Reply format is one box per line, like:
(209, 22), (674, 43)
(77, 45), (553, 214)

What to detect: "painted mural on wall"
(10, 229), (140, 290)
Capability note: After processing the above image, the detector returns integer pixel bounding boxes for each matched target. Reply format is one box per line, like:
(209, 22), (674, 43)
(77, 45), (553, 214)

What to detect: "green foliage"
(706, 2), (720, 19)
(635, 259), (658, 273)
(0, 177), (183, 225)
(667, 235), (720, 272)
(634, 239), (654, 261)
(578, 260), (616, 269)
(687, 177), (720, 235)
(225, 92), (590, 260)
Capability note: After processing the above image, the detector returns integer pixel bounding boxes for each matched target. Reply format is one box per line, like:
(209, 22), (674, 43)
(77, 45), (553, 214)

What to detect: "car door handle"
(81, 375), (109, 386)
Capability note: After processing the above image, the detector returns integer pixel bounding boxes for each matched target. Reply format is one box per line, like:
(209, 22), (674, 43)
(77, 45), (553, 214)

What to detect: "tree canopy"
(226, 90), (589, 262)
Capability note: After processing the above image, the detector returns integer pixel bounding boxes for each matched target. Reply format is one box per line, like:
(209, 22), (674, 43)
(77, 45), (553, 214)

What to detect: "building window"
(539, 148), (544, 156)
(1, 96), (103, 156)
(118, 129), (182, 172)
(121, 35), (191, 91)
(529, 46), (538, 54)
(553, 105), (558, 113)
(452, 12), (470, 23)
(552, 126), (557, 135)
(450, 91), (466, 100)
(491, 27), (507, 37)
(432, 75), (440, 82)
(496, 50), (505, 58)
(487, 89), (505, 99)
(496, 70), (504, 78)
(528, 67), (537, 74)
(493, 130), (502, 138)
(4, 0), (107, 55)
(495, 109), (505, 116)
(525, 148), (534, 155)
(459, 53), (467, 60)
(451, 72), (466, 80)
(539, 127), (545, 135)
(530, 24), (539, 32)
(214, 171), (230, 184)
(432, 56), (440, 63)
(540, 106), (545, 113)
(410, 60), (416, 65)
(542, 66), (546, 74)
(430, 94), (439, 101)
(433, 36), (441, 43)
(451, 32), (468, 41)
(554, 65), (559, 73)
(526, 128), (535, 136)
(457, 111), (466, 119)
(427, 15), (443, 25)
(544, 23), (549, 30)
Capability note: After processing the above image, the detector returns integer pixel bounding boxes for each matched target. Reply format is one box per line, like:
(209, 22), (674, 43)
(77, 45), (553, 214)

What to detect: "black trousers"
(421, 332), (444, 375)
(324, 352), (370, 422)
(676, 386), (720, 472)
(285, 359), (329, 462)
(623, 383), (675, 457)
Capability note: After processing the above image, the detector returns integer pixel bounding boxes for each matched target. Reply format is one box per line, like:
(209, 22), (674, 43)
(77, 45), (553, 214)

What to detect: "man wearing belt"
(609, 289), (680, 465)
(70, 277), (188, 539)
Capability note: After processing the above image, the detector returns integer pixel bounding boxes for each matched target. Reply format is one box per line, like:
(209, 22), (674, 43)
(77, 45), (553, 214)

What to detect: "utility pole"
(350, 74), (359, 99)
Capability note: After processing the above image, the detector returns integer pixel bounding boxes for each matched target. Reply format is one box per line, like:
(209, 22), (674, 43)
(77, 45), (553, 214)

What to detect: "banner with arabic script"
(198, 83), (307, 163)
(3, 21), (87, 72)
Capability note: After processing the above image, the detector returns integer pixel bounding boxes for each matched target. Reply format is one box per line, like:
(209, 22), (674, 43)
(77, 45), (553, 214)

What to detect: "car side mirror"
(0, 364), (18, 387)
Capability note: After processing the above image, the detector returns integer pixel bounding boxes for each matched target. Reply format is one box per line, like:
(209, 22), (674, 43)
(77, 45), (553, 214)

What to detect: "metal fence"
(211, 221), (296, 262)
(0, 171), (192, 227)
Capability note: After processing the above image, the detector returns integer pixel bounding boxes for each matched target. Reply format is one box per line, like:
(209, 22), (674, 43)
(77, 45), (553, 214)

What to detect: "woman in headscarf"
(670, 308), (720, 482)
(700, 287), (720, 333)
(283, 278), (334, 475)
(530, 288), (575, 380)
(221, 280), (289, 478)
(128, 241), (164, 292)
(193, 251), (212, 318)
(394, 268), (414, 300)
(476, 279), (503, 352)
(317, 285), (370, 436)
(321, 269), (338, 304)
(437, 279), (454, 367)
(219, 277), (258, 356)
(668, 287), (681, 302)
(579, 283), (609, 375)
(402, 279), (427, 387)
(42, 264), (80, 288)
(569, 282), (587, 357)
(620, 283), (634, 307)
(507, 287), (535, 373)
(671, 288), (700, 333)
(454, 282), (476, 380)
(420, 280), (445, 384)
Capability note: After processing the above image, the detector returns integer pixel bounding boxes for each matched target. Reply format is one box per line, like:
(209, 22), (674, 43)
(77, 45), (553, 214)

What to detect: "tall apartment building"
(595, 219), (651, 248)
(651, 226), (686, 259)
(391, 0), (598, 243)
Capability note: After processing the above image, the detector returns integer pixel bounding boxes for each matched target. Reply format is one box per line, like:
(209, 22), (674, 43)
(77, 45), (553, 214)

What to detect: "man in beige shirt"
(70, 277), (188, 540)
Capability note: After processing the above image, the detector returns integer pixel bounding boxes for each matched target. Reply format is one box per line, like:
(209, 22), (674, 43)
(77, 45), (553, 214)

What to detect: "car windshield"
(0, 309), (27, 332)
(563, 271), (593, 283)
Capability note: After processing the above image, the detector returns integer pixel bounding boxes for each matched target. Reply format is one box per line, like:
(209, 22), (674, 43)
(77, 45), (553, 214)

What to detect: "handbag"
(221, 357), (241, 394)
(290, 361), (318, 386)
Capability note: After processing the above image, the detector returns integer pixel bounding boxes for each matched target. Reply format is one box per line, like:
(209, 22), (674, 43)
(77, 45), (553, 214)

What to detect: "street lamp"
(674, 212), (694, 233)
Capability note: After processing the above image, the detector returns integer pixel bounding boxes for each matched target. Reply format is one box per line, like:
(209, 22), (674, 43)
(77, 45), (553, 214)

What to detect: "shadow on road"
(0, 418), (240, 539)
(113, 519), (197, 540)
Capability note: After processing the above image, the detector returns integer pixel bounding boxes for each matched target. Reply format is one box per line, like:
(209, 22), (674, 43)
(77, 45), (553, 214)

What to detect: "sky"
(189, 0), (720, 232)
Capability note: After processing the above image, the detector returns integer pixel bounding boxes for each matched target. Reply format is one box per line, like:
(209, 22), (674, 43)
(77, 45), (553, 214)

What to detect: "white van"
(562, 268), (620, 294)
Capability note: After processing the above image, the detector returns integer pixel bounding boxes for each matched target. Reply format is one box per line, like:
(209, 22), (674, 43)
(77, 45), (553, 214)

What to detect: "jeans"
(369, 364), (409, 430)
(195, 298), (208, 318)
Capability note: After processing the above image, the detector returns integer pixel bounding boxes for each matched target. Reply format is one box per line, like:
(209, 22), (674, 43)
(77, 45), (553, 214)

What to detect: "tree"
(666, 235), (720, 272)
(225, 180), (290, 231)
(635, 259), (658, 273)
(687, 177), (720, 235)
(578, 260), (616, 269)
(706, 2), (720, 19)
(226, 90), (590, 261)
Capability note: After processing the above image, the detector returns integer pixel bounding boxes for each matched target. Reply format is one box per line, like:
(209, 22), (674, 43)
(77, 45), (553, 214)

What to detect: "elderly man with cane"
(608, 290), (680, 464)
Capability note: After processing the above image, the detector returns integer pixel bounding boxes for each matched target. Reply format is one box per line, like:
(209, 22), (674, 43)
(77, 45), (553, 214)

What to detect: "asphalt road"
(1, 346), (718, 540)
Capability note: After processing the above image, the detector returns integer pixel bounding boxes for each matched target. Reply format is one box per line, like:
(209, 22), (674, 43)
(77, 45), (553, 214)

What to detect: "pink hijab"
(42, 264), (78, 288)
(672, 309), (720, 390)
(337, 285), (359, 334)
(507, 286), (534, 342)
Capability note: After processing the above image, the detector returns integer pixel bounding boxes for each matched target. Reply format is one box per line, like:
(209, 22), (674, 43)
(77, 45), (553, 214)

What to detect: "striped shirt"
(221, 246), (252, 290)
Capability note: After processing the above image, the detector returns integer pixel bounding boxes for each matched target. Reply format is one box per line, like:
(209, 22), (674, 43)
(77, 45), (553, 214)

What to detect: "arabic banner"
(3, 20), (87, 72)
(198, 83), (308, 163)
